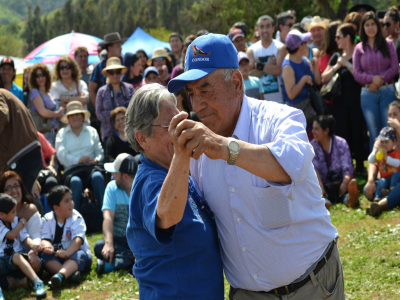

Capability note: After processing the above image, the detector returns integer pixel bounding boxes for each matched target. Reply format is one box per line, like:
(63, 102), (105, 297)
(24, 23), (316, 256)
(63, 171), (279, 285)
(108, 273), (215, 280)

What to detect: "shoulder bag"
(304, 61), (329, 115)
(30, 91), (52, 133)
(320, 72), (341, 101)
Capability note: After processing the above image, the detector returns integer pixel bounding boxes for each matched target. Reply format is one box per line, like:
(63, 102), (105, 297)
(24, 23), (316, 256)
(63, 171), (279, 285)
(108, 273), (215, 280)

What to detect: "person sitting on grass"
(41, 186), (92, 288)
(94, 153), (137, 274)
(238, 51), (264, 100)
(0, 194), (46, 299)
(366, 127), (400, 216)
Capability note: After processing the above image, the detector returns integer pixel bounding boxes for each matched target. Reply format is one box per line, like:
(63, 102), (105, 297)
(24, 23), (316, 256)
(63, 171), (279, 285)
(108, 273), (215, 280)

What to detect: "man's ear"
(231, 70), (244, 97)
(135, 130), (148, 151)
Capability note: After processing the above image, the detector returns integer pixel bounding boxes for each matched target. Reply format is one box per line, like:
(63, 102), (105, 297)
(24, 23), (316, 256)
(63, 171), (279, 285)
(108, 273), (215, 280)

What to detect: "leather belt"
(265, 240), (336, 297)
(362, 80), (394, 88)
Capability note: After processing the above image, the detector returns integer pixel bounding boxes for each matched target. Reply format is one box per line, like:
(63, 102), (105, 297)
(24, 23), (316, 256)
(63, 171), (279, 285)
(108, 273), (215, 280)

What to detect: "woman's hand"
(368, 83), (378, 93)
(47, 165), (57, 176)
(301, 75), (313, 86)
(337, 57), (350, 68)
(388, 117), (400, 133)
(372, 75), (384, 87)
(31, 181), (41, 199)
(55, 107), (65, 118)
(169, 111), (190, 158)
(28, 251), (42, 272)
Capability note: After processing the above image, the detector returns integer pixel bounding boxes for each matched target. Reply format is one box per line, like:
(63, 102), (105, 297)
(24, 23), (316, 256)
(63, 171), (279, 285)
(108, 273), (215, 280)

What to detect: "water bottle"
(376, 148), (384, 161)
(55, 99), (60, 111)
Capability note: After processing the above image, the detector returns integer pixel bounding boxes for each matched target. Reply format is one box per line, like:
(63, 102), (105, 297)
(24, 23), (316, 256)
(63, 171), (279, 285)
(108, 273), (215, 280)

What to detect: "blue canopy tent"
(122, 27), (170, 58)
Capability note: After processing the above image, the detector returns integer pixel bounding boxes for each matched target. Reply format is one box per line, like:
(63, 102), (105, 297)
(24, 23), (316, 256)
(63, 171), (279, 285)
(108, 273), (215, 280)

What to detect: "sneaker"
(97, 258), (105, 275)
(50, 273), (64, 288)
(33, 281), (46, 299)
(70, 271), (82, 284)
(0, 287), (4, 300)
(347, 179), (359, 208)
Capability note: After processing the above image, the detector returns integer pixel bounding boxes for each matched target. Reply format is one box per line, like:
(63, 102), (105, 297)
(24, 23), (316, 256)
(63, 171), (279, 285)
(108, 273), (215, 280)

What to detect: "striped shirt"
(190, 95), (338, 291)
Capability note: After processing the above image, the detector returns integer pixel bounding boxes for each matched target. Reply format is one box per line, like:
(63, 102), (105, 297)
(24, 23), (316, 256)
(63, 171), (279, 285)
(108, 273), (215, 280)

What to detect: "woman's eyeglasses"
(59, 64), (71, 71)
(4, 183), (21, 192)
(153, 57), (165, 62)
(107, 69), (122, 76)
(150, 124), (169, 128)
(335, 35), (344, 40)
(382, 22), (392, 28)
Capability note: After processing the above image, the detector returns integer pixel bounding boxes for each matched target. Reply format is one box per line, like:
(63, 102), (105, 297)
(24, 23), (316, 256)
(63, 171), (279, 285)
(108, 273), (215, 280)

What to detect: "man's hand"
(170, 114), (228, 160)
(43, 246), (54, 255)
(31, 244), (42, 253)
(101, 243), (115, 265)
(55, 249), (69, 259)
(79, 156), (93, 164)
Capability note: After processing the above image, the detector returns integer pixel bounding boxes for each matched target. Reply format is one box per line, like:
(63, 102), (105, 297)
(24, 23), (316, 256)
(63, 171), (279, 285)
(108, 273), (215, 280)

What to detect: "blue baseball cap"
(144, 66), (159, 78)
(168, 33), (239, 93)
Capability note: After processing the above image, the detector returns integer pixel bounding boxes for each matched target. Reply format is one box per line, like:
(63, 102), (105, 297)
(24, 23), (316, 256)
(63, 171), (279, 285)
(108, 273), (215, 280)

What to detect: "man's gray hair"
(219, 68), (245, 95)
(125, 83), (177, 152)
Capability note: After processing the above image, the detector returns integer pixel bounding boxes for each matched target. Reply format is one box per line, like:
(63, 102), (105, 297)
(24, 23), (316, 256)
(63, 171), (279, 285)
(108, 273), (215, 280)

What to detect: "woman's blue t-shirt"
(281, 56), (314, 105)
(126, 155), (224, 300)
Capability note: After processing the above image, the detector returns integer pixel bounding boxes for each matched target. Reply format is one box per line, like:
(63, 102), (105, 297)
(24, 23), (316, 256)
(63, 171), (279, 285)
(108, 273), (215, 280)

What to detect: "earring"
(147, 147), (150, 150)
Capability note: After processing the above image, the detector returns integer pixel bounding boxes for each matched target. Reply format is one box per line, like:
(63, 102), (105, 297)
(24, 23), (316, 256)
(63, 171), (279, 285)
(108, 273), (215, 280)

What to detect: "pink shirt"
(353, 39), (398, 85)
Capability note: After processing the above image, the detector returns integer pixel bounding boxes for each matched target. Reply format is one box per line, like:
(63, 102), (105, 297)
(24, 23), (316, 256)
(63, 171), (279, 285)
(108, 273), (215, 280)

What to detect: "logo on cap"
(192, 44), (211, 57)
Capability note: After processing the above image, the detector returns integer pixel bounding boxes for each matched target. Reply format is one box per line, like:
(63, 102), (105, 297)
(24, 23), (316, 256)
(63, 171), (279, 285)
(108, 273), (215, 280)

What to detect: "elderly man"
(247, 15), (286, 103)
(168, 33), (344, 300)
(305, 16), (329, 50)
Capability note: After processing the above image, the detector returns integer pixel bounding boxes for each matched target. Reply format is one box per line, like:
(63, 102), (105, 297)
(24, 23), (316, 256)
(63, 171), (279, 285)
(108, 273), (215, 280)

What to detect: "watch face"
(229, 141), (239, 152)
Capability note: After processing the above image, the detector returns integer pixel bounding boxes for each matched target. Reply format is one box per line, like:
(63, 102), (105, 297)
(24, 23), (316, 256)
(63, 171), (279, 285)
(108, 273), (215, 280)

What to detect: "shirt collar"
(139, 153), (168, 173)
(65, 123), (89, 133)
(232, 95), (251, 142)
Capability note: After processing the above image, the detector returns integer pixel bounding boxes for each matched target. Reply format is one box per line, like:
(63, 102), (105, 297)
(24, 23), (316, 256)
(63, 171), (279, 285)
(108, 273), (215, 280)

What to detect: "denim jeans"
(94, 237), (135, 272)
(364, 178), (400, 209)
(360, 84), (397, 151)
(70, 171), (105, 211)
(374, 171), (400, 199)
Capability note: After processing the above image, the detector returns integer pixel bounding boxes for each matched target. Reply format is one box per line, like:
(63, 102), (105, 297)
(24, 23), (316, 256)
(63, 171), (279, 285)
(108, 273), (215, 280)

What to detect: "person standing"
(168, 33), (344, 300)
(121, 53), (143, 89)
(276, 12), (295, 44)
(305, 16), (329, 51)
(94, 154), (137, 274)
(95, 57), (134, 145)
(168, 33), (183, 67)
(353, 11), (399, 150)
(0, 58), (23, 102)
(247, 15), (286, 103)
(228, 28), (247, 52)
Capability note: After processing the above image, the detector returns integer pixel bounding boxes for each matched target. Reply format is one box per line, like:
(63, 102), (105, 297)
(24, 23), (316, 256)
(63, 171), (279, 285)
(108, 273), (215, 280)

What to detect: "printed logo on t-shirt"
(65, 229), (72, 239)
(188, 197), (203, 222)
(258, 55), (279, 94)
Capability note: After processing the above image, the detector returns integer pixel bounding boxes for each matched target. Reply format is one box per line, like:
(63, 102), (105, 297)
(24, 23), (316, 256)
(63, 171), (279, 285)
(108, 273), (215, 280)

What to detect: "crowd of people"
(0, 2), (400, 299)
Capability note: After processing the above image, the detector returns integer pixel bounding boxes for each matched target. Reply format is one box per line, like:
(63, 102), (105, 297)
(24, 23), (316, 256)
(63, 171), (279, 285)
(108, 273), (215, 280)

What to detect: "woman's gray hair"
(125, 83), (177, 152)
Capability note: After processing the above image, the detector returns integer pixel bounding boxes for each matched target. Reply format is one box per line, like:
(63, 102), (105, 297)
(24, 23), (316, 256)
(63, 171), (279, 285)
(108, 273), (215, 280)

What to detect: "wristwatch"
(227, 138), (240, 165)
(19, 219), (26, 227)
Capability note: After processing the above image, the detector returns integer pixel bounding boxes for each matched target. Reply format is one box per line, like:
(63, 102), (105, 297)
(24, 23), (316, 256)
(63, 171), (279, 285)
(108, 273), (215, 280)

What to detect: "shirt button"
(237, 218), (241, 223)
(231, 187), (235, 193)
(242, 247), (246, 252)
(253, 274), (257, 279)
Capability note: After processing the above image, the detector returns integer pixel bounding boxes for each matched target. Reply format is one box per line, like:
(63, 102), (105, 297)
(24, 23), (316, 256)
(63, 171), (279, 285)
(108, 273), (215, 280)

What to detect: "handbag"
(30, 91), (52, 133)
(303, 61), (329, 115)
(320, 72), (341, 101)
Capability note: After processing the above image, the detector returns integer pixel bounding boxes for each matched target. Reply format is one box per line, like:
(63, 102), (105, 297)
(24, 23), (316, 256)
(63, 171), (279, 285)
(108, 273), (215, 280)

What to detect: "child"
(238, 51), (264, 100)
(41, 186), (92, 288)
(144, 66), (160, 85)
(0, 193), (46, 299)
(368, 127), (400, 201)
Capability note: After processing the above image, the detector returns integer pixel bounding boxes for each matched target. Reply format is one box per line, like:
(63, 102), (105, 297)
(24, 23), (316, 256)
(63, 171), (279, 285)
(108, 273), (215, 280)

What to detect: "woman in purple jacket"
(311, 115), (359, 209)
(353, 11), (399, 151)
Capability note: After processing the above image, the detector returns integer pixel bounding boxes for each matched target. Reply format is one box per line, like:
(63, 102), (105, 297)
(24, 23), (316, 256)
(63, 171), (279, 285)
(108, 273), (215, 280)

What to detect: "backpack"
(80, 189), (103, 233)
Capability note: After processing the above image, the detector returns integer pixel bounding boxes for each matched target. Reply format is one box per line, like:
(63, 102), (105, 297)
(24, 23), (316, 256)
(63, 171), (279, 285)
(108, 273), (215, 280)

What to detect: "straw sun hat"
(305, 16), (330, 31)
(61, 101), (91, 124)
(101, 57), (127, 76)
(147, 48), (172, 66)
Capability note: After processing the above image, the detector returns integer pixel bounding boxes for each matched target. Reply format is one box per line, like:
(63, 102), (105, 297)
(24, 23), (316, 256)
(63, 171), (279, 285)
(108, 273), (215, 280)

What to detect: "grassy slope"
(3, 195), (400, 299)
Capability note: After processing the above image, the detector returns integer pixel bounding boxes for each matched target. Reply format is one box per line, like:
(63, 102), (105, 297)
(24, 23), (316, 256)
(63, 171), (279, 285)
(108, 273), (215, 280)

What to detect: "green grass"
(4, 196), (400, 299)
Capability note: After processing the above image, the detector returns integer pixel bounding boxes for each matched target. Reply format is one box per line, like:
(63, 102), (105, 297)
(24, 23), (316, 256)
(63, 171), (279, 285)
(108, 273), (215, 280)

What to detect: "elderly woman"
(125, 84), (224, 299)
(50, 55), (89, 110)
(311, 115), (358, 209)
(96, 57), (135, 145)
(0, 171), (42, 289)
(105, 107), (138, 163)
(147, 48), (173, 86)
(29, 63), (64, 146)
(56, 101), (105, 211)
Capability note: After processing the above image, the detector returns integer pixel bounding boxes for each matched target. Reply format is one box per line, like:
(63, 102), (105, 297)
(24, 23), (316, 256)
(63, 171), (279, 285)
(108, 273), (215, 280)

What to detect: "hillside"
(0, 0), (66, 24)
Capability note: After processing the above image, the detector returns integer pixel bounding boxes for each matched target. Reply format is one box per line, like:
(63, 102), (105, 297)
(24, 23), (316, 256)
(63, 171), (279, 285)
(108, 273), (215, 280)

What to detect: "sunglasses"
(153, 57), (165, 62)
(107, 69), (122, 76)
(285, 23), (294, 28)
(335, 35), (344, 39)
(36, 73), (45, 78)
(59, 64), (71, 71)
(382, 22), (392, 28)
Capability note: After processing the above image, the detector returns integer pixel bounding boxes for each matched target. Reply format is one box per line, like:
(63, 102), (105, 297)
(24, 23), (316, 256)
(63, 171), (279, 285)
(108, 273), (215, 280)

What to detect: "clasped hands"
(368, 75), (385, 93)
(168, 111), (229, 161)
